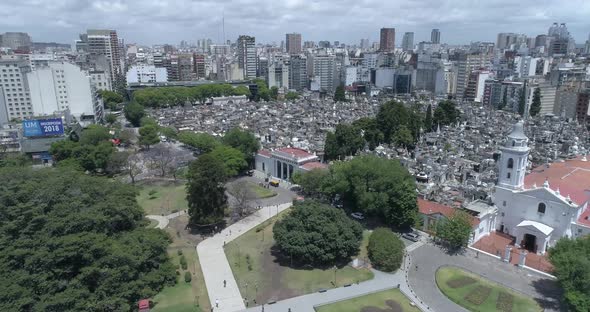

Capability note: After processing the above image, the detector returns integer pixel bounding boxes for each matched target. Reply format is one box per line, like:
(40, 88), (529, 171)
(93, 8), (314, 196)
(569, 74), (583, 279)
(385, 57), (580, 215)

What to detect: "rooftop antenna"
(222, 10), (226, 45)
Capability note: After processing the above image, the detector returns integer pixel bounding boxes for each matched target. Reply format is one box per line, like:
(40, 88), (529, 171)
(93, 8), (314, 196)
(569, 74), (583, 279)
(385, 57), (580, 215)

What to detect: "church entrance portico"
(515, 220), (553, 254)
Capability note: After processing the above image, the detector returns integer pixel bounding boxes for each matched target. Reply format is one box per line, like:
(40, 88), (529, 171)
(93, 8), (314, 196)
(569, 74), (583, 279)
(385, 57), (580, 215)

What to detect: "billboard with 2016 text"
(22, 118), (64, 137)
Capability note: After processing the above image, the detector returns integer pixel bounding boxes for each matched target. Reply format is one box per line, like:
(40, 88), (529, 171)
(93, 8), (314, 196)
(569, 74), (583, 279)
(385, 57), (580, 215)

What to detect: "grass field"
(436, 266), (542, 312)
(248, 182), (277, 198)
(315, 288), (420, 312)
(147, 218), (159, 228)
(137, 183), (188, 215)
(225, 209), (374, 304)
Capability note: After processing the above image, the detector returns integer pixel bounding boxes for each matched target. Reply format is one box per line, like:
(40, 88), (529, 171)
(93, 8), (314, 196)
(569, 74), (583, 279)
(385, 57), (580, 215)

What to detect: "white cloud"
(0, 0), (588, 45)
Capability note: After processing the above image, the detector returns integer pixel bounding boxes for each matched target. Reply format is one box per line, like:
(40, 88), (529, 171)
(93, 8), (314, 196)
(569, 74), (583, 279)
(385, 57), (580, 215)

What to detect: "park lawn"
(315, 288), (420, 312)
(436, 266), (542, 312)
(225, 209), (374, 303)
(137, 183), (188, 215)
(151, 216), (210, 312)
(248, 182), (277, 198)
(358, 230), (371, 261)
(147, 218), (159, 228)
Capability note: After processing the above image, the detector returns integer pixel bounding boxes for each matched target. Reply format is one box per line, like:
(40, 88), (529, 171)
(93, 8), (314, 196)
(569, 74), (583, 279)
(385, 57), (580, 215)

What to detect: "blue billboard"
(23, 118), (64, 137)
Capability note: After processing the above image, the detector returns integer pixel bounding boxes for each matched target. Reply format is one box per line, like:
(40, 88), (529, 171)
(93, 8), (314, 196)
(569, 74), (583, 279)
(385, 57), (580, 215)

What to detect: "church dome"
(507, 121), (527, 140)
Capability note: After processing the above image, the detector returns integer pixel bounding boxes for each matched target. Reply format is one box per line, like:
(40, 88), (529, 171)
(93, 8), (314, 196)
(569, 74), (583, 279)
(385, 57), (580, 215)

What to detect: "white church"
(491, 121), (590, 255)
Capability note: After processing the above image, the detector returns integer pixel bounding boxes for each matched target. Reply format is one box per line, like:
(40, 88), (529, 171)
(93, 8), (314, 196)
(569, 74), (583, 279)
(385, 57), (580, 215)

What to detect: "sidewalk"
(198, 203), (293, 312)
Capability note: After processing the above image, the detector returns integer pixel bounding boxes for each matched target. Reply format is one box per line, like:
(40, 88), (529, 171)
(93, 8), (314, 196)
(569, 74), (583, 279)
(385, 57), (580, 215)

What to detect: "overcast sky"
(1, 0), (589, 46)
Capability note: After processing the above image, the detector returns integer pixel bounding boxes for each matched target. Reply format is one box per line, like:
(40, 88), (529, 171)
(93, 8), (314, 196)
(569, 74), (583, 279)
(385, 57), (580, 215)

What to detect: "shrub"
(148, 189), (157, 195)
(177, 249), (183, 256)
(446, 276), (476, 289)
(184, 271), (192, 283)
(496, 291), (514, 312)
(464, 285), (492, 305)
(180, 255), (188, 270)
(367, 228), (404, 272)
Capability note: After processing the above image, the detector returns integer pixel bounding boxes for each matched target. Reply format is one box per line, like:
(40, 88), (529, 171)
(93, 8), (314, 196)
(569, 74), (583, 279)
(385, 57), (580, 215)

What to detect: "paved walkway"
(198, 203), (293, 312)
(407, 243), (562, 312)
(146, 210), (187, 229)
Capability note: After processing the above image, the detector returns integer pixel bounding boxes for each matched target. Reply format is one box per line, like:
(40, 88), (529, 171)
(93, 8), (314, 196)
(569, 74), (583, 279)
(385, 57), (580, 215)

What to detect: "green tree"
(99, 90), (124, 110)
(352, 117), (384, 151)
(549, 236), (590, 312)
(184, 271), (192, 283)
(291, 169), (330, 198)
(186, 154), (227, 225)
(270, 86), (279, 100)
(233, 85), (251, 97)
(529, 87), (542, 117)
(424, 104), (433, 132)
(222, 127), (260, 166)
(253, 79), (270, 102)
(518, 80), (527, 117)
(0, 168), (175, 311)
(334, 85), (346, 102)
(209, 145), (247, 177)
(368, 228), (404, 272)
(273, 200), (363, 266)
(140, 116), (158, 127)
(105, 113), (117, 125)
(285, 91), (300, 101)
(433, 100), (461, 127)
(138, 125), (160, 149)
(324, 123), (365, 160)
(393, 125), (413, 148)
(160, 126), (178, 140)
(124, 101), (145, 127)
(376, 101), (410, 144)
(178, 131), (220, 153)
(79, 125), (111, 146)
(436, 210), (473, 249)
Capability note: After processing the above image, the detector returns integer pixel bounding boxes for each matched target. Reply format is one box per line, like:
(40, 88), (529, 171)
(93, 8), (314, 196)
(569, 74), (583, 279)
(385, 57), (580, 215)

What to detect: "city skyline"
(1, 0), (589, 46)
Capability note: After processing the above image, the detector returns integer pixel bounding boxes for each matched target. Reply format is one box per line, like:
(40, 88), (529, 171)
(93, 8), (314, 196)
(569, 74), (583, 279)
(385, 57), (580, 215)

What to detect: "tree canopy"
(273, 200), (363, 266)
(0, 167), (175, 311)
(285, 91), (300, 101)
(334, 85), (346, 102)
(49, 126), (116, 173)
(99, 90), (124, 110)
(549, 236), (590, 312)
(324, 123), (365, 161)
(131, 84), (250, 108)
(124, 101), (145, 127)
(138, 124), (160, 149)
(436, 210), (473, 249)
(368, 228), (404, 272)
(529, 87), (542, 117)
(209, 145), (247, 177)
(433, 100), (461, 128)
(186, 154), (227, 225)
(296, 155), (418, 229)
(178, 131), (220, 154)
(222, 127), (260, 166)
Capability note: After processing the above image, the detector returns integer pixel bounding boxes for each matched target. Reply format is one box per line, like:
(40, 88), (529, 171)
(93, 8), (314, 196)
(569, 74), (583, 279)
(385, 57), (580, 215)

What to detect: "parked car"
(402, 232), (420, 242)
(350, 212), (365, 220)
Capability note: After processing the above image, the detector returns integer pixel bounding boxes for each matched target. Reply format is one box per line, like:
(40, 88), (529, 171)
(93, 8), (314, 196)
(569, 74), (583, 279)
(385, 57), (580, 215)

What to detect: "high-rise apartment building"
(431, 29), (441, 44)
(285, 33), (302, 54)
(177, 54), (193, 81)
(84, 29), (122, 83)
(311, 54), (336, 93)
(0, 59), (33, 124)
(27, 62), (103, 124)
(237, 35), (257, 79)
(268, 57), (289, 89)
(0, 32), (32, 51)
(452, 52), (492, 99)
(379, 28), (395, 52)
(289, 55), (308, 91)
(402, 32), (414, 52)
(193, 53), (206, 79)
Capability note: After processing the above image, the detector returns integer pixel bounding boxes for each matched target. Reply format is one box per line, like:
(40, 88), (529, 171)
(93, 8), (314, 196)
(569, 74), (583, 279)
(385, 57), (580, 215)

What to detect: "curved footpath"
(146, 210), (186, 229)
(407, 244), (562, 312)
(198, 203), (293, 312)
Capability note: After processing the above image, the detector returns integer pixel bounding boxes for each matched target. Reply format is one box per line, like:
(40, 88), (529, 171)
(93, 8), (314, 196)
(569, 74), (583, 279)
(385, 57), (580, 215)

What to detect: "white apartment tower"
(0, 59), (33, 124)
(237, 35), (257, 79)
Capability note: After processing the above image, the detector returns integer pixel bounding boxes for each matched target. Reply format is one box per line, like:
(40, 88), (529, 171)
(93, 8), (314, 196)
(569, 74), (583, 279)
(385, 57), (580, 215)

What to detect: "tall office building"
(431, 29), (441, 44)
(0, 32), (32, 51)
(237, 35), (256, 79)
(83, 29), (122, 83)
(286, 33), (302, 54)
(453, 52), (492, 100)
(496, 33), (519, 50)
(379, 28), (395, 52)
(402, 32), (414, 52)
(0, 59), (33, 124)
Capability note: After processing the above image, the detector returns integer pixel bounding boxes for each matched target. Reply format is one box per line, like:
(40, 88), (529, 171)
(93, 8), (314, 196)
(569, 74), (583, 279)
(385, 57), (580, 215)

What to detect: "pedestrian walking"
(215, 299), (219, 308)
(415, 264), (418, 271)
(223, 279), (226, 287)
(261, 304), (265, 312)
(245, 298), (249, 307)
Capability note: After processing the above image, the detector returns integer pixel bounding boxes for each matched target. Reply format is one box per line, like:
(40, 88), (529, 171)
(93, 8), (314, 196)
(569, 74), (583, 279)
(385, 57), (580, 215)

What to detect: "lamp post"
(333, 265), (337, 287)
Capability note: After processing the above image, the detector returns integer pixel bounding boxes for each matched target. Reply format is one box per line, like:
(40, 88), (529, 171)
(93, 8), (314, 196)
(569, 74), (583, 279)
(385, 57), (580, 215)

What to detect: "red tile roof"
(258, 149), (271, 157)
(418, 198), (480, 226)
(524, 157), (590, 205)
(276, 147), (315, 159)
(578, 207), (590, 227)
(301, 162), (328, 170)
